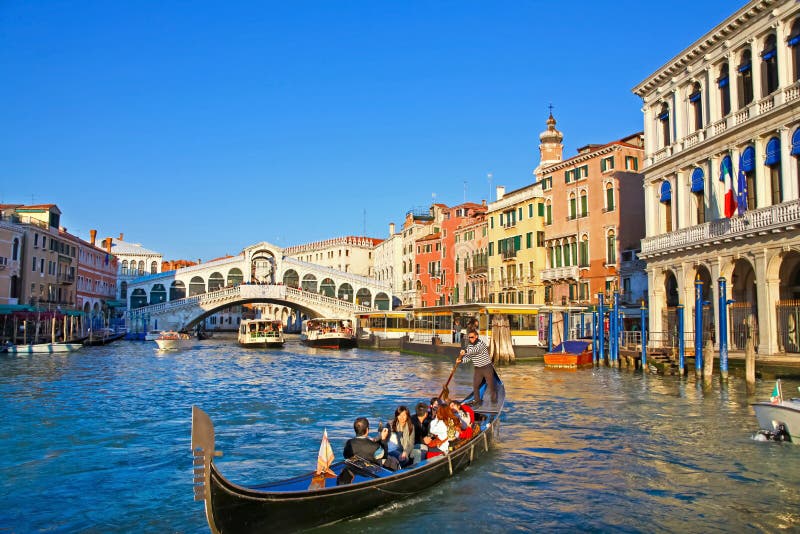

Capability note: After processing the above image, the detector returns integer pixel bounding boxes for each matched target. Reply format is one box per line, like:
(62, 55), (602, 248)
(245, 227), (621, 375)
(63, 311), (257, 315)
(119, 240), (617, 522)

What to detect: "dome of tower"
(539, 113), (563, 144)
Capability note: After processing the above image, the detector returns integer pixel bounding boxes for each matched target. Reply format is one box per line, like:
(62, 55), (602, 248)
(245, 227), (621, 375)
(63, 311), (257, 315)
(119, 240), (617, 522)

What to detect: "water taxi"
(238, 319), (285, 348)
(300, 318), (356, 349)
(154, 331), (194, 350)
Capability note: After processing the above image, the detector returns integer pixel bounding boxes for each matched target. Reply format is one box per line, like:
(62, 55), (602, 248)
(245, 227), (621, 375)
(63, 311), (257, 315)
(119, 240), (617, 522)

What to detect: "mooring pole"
(695, 277), (704, 379)
(562, 311), (569, 343)
(580, 313), (585, 339)
(611, 291), (620, 364)
(677, 304), (685, 376)
(640, 300), (647, 369)
(598, 293), (605, 365)
(718, 277), (729, 382)
(548, 310), (553, 352)
(592, 311), (598, 363)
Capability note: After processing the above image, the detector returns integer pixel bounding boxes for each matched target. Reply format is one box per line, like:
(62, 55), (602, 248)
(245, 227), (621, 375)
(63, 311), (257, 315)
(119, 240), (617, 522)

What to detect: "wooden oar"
(438, 359), (460, 400)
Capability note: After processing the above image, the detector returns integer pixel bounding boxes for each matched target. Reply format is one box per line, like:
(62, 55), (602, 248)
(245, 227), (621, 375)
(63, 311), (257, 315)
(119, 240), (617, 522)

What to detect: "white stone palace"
(633, 0), (800, 356)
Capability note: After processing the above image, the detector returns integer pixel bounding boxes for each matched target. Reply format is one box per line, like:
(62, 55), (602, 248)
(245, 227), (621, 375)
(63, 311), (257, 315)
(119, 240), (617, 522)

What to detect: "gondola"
(191, 371), (505, 533)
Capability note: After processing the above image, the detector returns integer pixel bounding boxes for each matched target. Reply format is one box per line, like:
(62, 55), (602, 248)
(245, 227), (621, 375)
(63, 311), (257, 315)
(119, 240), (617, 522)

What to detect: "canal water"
(2, 339), (799, 532)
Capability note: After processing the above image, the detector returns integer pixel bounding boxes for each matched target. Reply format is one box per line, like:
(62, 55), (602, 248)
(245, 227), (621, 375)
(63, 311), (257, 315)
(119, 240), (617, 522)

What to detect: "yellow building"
(486, 184), (547, 304)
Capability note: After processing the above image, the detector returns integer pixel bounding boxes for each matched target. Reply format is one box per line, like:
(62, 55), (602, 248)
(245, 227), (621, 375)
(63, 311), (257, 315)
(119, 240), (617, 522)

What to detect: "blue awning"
(718, 76), (729, 88)
(740, 146), (755, 172)
(660, 180), (672, 203)
(792, 128), (800, 156)
(738, 62), (752, 73)
(690, 168), (705, 193)
(719, 155), (733, 182)
(762, 48), (776, 61)
(765, 136), (781, 166)
(657, 111), (669, 121)
(689, 91), (702, 103)
(789, 34), (800, 47)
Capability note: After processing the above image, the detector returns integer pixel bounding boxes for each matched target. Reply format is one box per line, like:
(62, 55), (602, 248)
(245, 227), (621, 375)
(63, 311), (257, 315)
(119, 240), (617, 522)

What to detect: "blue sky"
(0, 1), (734, 261)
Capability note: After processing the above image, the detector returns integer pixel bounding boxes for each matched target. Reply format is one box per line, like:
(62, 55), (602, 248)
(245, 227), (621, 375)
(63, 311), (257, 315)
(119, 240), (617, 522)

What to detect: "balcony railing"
(57, 273), (75, 284)
(640, 199), (800, 258)
(466, 265), (487, 275)
(501, 250), (517, 261)
(540, 266), (580, 282)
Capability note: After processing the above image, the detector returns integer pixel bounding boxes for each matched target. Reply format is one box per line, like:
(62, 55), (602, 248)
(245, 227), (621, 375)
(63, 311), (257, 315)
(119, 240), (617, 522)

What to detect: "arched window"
(568, 192), (577, 220)
(658, 102), (671, 147)
(12, 238), (19, 261)
(739, 145), (757, 212)
(545, 199), (552, 225)
(121, 260), (128, 271)
(150, 261), (157, 274)
(765, 136), (782, 205)
(789, 19), (800, 82)
(689, 82), (703, 131)
(579, 190), (588, 217)
(691, 167), (705, 224)
(660, 181), (673, 232)
(580, 235), (589, 267)
(606, 230), (617, 265)
(563, 241), (571, 267)
(738, 49), (754, 108)
(137, 260), (145, 274)
(555, 242), (562, 268)
(718, 63), (731, 117)
(762, 34), (779, 95)
(605, 182), (615, 211)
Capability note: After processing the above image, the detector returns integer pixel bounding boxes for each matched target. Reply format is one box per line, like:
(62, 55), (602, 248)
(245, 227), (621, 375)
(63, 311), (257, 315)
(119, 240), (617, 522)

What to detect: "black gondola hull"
(192, 372), (504, 533)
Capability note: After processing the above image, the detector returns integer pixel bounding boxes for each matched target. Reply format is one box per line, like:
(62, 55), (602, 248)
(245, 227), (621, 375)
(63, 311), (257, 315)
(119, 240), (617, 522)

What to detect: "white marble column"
(674, 170), (686, 230)
(779, 126), (794, 201)
(751, 38), (763, 103)
(755, 251), (780, 355)
(672, 89), (684, 145)
(776, 22), (789, 94)
(706, 68), (718, 127)
(728, 51), (740, 114)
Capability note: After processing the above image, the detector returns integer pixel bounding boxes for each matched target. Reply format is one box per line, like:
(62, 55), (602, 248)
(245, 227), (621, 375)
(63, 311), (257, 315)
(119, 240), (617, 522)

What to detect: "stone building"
(534, 114), (647, 306)
(633, 0), (800, 355)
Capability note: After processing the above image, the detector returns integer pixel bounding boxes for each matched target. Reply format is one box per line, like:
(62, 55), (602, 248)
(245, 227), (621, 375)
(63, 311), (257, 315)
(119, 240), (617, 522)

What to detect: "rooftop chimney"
(118, 233), (124, 241)
(105, 237), (112, 253)
(90, 229), (97, 246)
(389, 222), (395, 236)
(496, 186), (506, 201)
(481, 199), (486, 207)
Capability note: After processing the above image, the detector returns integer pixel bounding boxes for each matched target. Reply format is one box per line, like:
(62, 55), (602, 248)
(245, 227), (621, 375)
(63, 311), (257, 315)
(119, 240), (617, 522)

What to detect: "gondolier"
(456, 330), (496, 407)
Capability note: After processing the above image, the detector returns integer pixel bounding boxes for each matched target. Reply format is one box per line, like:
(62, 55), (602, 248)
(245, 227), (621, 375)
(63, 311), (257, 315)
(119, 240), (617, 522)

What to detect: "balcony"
(466, 265), (487, 276)
(640, 199), (800, 258)
(540, 265), (580, 282)
(57, 273), (75, 284)
(501, 250), (517, 261)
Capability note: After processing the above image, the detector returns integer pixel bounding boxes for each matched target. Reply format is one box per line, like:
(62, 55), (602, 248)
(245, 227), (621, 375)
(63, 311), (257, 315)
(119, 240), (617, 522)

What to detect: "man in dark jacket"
(343, 417), (398, 470)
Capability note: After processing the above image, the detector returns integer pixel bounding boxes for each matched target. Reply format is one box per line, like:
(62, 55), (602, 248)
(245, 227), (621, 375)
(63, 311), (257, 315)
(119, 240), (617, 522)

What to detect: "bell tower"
(536, 109), (564, 173)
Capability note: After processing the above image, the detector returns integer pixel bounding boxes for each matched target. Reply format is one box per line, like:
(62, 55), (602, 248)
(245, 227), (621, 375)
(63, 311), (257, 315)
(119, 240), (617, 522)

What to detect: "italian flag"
(721, 157), (737, 218)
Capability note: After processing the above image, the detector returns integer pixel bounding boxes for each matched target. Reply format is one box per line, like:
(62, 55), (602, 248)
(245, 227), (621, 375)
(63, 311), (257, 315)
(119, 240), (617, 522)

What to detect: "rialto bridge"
(124, 241), (392, 332)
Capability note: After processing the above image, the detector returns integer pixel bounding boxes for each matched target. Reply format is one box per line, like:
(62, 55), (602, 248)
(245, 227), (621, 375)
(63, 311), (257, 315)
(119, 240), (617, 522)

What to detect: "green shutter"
(526, 232), (532, 248)
(490, 216), (494, 229)
(489, 242), (494, 256)
(514, 235), (521, 251)
(601, 159), (607, 172)
(528, 203), (533, 217)
(538, 203), (544, 216)
(518, 207), (523, 220)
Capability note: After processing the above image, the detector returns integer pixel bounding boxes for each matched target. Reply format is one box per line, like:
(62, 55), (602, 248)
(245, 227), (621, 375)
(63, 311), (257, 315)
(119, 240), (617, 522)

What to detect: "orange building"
(536, 115), (647, 306)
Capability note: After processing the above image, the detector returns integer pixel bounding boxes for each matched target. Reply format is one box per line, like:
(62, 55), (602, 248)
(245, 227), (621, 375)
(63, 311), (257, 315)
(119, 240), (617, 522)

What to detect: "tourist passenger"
(410, 401), (430, 463)
(387, 406), (415, 468)
(456, 330), (496, 408)
(343, 417), (398, 470)
(424, 404), (461, 458)
(449, 400), (474, 440)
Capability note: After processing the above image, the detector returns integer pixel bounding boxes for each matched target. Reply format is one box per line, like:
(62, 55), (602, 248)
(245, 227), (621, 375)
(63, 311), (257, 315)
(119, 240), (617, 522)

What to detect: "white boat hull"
(155, 338), (196, 350)
(9, 343), (82, 354)
(753, 401), (800, 441)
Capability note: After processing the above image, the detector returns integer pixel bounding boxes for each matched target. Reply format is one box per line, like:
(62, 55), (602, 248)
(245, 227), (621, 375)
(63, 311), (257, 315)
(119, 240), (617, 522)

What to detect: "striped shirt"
(461, 338), (492, 368)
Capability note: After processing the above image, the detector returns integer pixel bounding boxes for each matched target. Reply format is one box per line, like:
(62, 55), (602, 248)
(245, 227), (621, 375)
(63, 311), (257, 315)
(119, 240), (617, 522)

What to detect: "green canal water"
(1, 339), (799, 532)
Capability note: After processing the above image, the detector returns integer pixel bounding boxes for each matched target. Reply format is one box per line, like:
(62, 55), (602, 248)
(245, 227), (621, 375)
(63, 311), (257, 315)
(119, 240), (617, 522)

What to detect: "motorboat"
(752, 379), (800, 442)
(300, 318), (356, 349)
(7, 342), (83, 354)
(544, 340), (593, 368)
(191, 371), (505, 532)
(144, 330), (164, 342)
(238, 319), (284, 348)
(154, 331), (195, 350)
